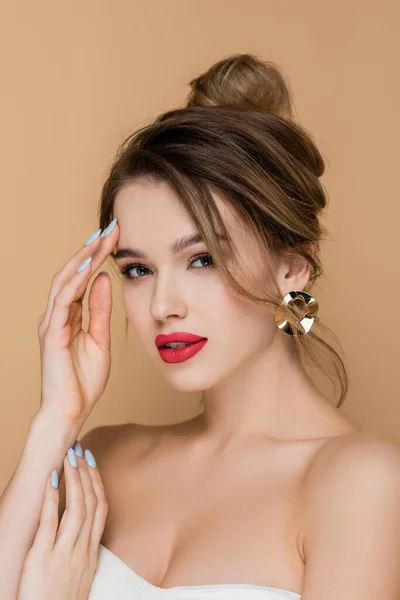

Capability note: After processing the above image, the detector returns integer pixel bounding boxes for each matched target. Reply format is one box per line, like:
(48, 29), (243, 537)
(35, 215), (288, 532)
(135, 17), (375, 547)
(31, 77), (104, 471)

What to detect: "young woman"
(2, 54), (400, 600)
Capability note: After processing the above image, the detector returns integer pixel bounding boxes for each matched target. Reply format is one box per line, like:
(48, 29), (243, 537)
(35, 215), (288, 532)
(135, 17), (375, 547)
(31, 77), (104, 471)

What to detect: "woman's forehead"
(113, 178), (266, 264)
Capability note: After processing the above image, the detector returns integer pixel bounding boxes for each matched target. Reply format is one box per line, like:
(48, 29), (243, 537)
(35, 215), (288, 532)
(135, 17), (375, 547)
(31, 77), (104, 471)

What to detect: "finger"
(69, 301), (84, 340)
(73, 448), (98, 554)
(73, 220), (119, 307)
(87, 271), (112, 352)
(54, 452), (77, 542)
(83, 449), (109, 551)
(54, 449), (86, 551)
(39, 232), (102, 336)
(31, 470), (60, 553)
(39, 219), (119, 335)
(45, 257), (98, 341)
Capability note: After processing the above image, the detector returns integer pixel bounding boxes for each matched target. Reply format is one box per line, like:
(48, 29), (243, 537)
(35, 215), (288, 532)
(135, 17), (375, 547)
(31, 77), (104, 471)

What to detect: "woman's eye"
(189, 253), (214, 269)
(119, 253), (214, 281)
(120, 264), (150, 279)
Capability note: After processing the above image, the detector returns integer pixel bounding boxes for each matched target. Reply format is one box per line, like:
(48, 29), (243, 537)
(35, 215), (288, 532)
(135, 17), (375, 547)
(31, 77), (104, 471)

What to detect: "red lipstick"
(155, 332), (208, 364)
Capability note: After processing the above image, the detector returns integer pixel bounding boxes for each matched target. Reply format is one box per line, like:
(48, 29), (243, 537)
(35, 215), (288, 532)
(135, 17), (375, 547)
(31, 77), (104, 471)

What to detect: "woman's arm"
(300, 432), (400, 599)
(0, 411), (84, 600)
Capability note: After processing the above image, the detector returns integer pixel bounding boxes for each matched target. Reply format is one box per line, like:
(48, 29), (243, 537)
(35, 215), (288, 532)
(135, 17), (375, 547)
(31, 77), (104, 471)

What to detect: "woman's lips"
(155, 332), (207, 347)
(157, 339), (208, 364)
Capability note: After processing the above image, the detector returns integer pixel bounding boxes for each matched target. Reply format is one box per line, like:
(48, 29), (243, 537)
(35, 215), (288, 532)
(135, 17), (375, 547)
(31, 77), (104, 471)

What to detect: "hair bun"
(185, 53), (294, 120)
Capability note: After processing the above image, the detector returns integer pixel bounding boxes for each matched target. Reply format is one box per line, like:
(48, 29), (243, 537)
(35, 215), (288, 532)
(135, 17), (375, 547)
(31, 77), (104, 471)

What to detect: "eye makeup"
(119, 252), (214, 280)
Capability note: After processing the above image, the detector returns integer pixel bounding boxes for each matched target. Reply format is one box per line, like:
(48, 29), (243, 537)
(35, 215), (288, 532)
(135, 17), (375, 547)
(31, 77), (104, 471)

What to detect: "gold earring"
(274, 290), (319, 335)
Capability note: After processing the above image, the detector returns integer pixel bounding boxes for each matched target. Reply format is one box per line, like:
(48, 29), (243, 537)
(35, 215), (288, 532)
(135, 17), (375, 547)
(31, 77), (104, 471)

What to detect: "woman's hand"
(37, 218), (119, 427)
(17, 445), (108, 600)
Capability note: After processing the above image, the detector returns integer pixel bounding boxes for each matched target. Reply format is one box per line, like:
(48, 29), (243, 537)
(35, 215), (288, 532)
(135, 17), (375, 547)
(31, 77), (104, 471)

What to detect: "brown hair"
(98, 53), (348, 408)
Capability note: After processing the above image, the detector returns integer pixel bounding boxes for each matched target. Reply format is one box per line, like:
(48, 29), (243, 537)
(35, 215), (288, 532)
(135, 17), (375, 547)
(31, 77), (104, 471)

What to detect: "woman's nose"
(149, 276), (187, 321)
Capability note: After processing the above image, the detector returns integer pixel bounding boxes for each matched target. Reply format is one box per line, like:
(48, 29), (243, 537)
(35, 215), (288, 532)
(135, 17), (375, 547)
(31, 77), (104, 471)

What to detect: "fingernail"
(84, 449), (97, 468)
(100, 217), (117, 238)
(84, 228), (102, 246)
(73, 440), (83, 457)
(77, 256), (92, 273)
(51, 469), (59, 489)
(67, 447), (78, 468)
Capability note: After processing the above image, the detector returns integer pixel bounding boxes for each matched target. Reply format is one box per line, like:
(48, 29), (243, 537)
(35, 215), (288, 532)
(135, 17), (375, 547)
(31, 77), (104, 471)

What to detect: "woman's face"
(113, 178), (280, 392)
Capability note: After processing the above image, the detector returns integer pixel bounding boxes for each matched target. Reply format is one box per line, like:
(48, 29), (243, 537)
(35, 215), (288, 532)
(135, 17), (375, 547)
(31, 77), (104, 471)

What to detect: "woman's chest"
(98, 433), (318, 590)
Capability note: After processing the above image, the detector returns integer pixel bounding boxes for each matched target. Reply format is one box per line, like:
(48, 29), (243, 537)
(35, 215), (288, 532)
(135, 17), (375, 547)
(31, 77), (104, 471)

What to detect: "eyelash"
(119, 252), (214, 281)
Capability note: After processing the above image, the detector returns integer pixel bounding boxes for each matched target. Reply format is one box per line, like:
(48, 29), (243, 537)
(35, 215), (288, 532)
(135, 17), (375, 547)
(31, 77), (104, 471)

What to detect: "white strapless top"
(88, 544), (301, 599)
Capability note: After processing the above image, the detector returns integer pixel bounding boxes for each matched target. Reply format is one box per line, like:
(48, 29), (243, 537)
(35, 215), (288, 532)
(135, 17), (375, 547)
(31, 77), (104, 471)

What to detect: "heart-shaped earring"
(274, 290), (319, 335)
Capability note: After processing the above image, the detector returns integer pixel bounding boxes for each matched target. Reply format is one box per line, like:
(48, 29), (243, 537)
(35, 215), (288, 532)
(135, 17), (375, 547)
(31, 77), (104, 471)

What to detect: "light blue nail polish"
(77, 256), (92, 273)
(73, 440), (83, 457)
(67, 447), (78, 468)
(100, 217), (117, 238)
(51, 469), (59, 489)
(84, 228), (102, 246)
(84, 449), (97, 468)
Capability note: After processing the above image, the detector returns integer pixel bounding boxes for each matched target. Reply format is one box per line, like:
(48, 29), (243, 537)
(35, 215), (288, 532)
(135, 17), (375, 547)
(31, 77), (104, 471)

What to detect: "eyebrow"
(115, 232), (228, 261)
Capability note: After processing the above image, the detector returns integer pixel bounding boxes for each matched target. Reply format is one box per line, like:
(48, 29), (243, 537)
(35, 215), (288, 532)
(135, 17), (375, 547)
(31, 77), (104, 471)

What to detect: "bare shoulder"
(300, 429), (400, 560)
(78, 415), (201, 461)
(78, 421), (162, 463)
(78, 422), (144, 452)
(57, 421), (156, 520)
(304, 429), (400, 488)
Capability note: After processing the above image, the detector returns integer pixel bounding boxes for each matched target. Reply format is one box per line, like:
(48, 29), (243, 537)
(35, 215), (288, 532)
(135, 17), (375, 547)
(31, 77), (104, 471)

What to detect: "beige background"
(1, 1), (399, 492)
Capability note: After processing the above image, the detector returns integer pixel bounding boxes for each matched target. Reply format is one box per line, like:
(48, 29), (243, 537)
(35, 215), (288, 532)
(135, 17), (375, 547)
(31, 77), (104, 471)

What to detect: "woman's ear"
(276, 247), (313, 295)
